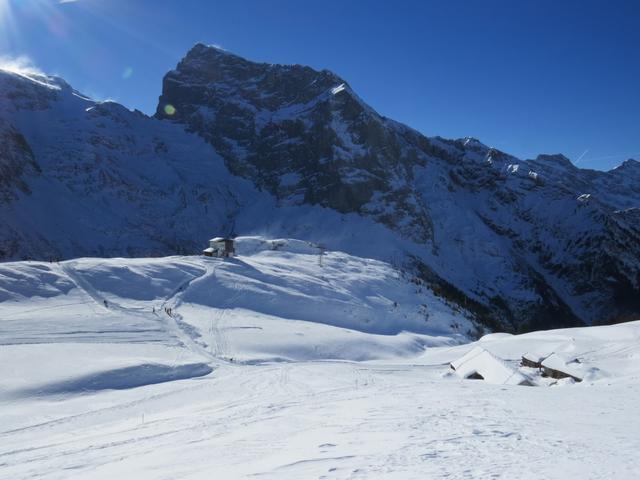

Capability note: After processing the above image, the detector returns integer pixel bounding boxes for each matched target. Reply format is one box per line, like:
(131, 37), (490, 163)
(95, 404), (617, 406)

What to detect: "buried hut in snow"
(520, 351), (583, 382)
(521, 351), (549, 369)
(450, 346), (535, 386)
(203, 237), (235, 258)
(540, 353), (583, 382)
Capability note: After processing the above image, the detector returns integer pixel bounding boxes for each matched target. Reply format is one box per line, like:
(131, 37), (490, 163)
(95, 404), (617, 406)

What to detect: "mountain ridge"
(1, 45), (639, 332)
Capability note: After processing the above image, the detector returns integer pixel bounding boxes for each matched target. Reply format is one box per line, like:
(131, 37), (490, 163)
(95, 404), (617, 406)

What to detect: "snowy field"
(1, 238), (639, 479)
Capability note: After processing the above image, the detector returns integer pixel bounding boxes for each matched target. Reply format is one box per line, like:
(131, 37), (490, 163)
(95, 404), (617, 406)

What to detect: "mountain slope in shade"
(155, 44), (640, 330)
(1, 45), (639, 331)
(0, 68), (265, 260)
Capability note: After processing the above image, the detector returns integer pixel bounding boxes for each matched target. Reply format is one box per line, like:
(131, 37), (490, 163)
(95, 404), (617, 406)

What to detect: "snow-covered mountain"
(155, 45), (639, 330)
(1, 45), (639, 331)
(0, 68), (262, 259)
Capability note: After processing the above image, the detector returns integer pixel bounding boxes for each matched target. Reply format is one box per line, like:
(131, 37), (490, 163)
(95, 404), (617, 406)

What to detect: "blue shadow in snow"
(11, 363), (213, 398)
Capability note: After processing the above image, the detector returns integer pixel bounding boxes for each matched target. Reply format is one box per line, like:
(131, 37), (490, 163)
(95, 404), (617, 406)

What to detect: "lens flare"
(122, 66), (134, 80)
(164, 104), (176, 116)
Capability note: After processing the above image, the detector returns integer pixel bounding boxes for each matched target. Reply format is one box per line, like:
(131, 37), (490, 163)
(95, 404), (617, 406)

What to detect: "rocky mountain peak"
(613, 158), (640, 173)
(157, 43), (347, 118)
(155, 43), (433, 242)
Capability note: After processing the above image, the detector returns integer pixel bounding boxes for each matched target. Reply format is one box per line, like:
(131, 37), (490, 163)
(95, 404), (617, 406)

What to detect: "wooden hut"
(521, 352), (548, 369)
(540, 353), (582, 382)
(203, 237), (235, 258)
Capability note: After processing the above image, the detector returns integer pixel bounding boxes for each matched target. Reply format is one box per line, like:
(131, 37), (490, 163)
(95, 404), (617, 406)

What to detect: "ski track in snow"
(158, 261), (220, 364)
(1, 239), (639, 479)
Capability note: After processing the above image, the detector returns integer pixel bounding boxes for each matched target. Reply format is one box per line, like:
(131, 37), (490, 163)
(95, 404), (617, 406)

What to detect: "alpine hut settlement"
(450, 347), (535, 386)
(203, 237), (235, 258)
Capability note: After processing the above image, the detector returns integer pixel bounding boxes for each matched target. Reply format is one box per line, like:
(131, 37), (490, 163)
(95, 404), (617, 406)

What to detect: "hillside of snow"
(0, 238), (475, 392)
(1, 241), (640, 479)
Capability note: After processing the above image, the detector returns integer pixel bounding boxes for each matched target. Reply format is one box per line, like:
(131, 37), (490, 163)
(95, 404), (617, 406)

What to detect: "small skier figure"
(103, 299), (108, 308)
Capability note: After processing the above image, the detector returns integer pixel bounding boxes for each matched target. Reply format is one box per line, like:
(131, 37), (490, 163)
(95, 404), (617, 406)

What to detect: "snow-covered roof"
(541, 353), (567, 370)
(202, 247), (215, 253)
(451, 347), (534, 386)
(541, 353), (582, 380)
(522, 351), (550, 363)
(209, 237), (230, 243)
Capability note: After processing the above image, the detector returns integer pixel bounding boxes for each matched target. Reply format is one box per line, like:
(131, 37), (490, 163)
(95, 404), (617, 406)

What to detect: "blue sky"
(1, 0), (638, 170)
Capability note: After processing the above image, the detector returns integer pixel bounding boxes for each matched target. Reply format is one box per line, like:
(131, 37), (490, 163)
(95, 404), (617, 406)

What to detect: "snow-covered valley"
(2, 238), (639, 479)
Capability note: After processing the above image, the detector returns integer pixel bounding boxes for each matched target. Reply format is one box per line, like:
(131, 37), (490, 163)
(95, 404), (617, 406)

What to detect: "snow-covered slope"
(0, 68), (272, 260)
(0, 239), (475, 371)
(1, 47), (639, 331)
(1, 245), (639, 479)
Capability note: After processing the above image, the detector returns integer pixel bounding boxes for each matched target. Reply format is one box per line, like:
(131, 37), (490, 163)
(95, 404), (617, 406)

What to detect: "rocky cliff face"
(0, 119), (39, 203)
(156, 44), (435, 243)
(155, 44), (640, 330)
(1, 45), (639, 332)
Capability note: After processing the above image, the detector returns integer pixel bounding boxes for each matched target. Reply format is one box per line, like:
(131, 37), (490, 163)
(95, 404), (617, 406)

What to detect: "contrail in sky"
(575, 149), (589, 164)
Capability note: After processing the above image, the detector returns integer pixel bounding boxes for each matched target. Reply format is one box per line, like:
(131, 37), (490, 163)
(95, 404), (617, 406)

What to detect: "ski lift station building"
(203, 237), (235, 258)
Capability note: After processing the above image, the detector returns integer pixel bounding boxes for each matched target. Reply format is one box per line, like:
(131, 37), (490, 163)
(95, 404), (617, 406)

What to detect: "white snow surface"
(1, 240), (640, 479)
